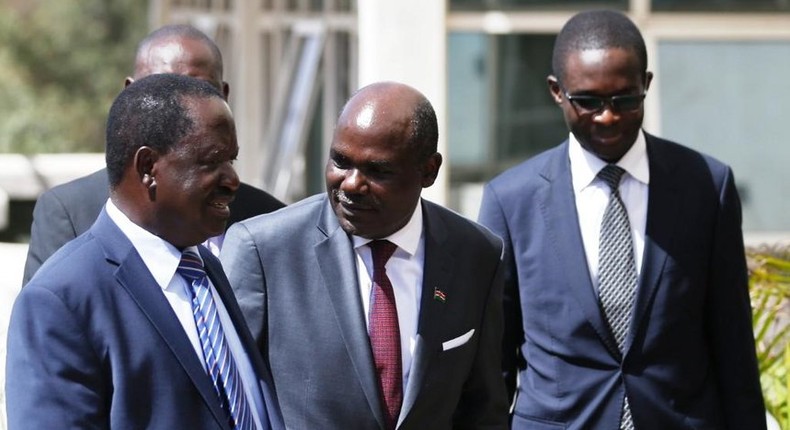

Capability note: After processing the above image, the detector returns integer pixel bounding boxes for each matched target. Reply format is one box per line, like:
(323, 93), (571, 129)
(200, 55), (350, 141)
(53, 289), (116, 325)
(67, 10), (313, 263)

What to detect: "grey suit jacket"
(23, 167), (285, 286)
(220, 194), (509, 430)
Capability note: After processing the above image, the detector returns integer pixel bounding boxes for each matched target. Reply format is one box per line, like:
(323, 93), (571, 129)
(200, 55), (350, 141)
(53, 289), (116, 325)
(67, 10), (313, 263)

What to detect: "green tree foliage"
(0, 0), (148, 153)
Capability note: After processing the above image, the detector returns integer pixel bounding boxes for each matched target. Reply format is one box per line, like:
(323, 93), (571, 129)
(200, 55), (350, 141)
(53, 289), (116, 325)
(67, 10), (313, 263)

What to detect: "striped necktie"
(178, 250), (254, 430)
(597, 164), (637, 430)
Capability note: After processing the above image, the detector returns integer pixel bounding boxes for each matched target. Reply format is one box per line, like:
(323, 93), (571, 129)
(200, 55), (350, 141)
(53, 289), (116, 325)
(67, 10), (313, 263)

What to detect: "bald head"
(338, 82), (438, 163)
(126, 24), (228, 99)
(326, 81), (442, 239)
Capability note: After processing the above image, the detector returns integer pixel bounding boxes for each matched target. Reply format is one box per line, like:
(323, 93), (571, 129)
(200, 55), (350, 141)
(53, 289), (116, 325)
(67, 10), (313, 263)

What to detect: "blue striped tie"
(178, 251), (254, 430)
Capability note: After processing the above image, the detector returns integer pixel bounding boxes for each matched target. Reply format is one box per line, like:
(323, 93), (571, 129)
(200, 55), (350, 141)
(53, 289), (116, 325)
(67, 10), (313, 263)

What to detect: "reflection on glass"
(658, 40), (790, 230)
(448, 32), (566, 184)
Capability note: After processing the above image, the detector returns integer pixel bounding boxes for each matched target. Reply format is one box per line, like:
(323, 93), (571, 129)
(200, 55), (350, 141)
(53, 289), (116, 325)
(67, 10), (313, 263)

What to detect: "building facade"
(151, 0), (790, 240)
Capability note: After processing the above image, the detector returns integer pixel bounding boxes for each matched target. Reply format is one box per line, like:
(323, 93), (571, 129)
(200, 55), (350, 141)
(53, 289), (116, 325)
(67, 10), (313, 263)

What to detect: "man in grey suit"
(22, 24), (284, 285)
(221, 81), (509, 429)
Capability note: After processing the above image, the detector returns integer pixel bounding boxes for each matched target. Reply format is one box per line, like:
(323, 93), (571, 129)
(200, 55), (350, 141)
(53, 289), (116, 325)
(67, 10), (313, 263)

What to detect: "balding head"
(326, 81), (442, 239)
(125, 24), (228, 99)
(338, 82), (438, 164)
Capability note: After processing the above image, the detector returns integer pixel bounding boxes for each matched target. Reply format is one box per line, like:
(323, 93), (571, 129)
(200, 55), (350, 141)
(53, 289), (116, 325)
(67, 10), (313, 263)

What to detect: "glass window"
(450, 0), (627, 11)
(653, 0), (790, 12)
(448, 33), (565, 181)
(657, 40), (790, 231)
(491, 34), (565, 171)
(448, 33), (490, 171)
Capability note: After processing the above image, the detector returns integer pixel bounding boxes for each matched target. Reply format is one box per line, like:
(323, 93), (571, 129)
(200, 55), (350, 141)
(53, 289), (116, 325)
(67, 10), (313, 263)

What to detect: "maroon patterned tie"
(368, 240), (402, 430)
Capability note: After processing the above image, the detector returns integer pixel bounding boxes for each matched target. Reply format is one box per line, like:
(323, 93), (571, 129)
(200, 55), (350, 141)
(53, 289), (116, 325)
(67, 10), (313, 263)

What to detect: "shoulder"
(32, 169), (106, 219)
(235, 182), (285, 209)
(25, 232), (109, 299)
(231, 194), (325, 235)
(486, 143), (567, 195)
(479, 143), (567, 215)
(645, 133), (733, 183)
(423, 200), (502, 251)
(229, 182), (287, 224)
(45, 169), (108, 202)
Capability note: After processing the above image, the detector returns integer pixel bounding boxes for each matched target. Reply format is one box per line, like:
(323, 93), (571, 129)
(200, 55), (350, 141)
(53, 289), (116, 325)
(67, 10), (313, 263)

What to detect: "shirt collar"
(105, 199), (201, 289)
(352, 198), (423, 256)
(568, 130), (650, 193)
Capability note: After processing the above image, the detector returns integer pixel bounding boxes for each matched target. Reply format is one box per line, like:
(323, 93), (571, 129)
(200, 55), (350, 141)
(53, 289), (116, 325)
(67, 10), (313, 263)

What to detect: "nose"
(340, 168), (368, 194)
(593, 105), (619, 126)
(220, 162), (240, 193)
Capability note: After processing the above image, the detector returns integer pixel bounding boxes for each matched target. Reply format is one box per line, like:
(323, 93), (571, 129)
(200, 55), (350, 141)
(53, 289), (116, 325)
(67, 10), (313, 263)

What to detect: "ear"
(124, 76), (134, 88)
(421, 152), (443, 188)
(134, 146), (159, 199)
(222, 81), (230, 101)
(547, 75), (563, 104)
(644, 71), (654, 92)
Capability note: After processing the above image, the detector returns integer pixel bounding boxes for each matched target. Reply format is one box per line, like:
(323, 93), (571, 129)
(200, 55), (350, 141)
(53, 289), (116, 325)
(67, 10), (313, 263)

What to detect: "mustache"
(334, 190), (376, 207)
(334, 190), (355, 205)
(212, 186), (237, 200)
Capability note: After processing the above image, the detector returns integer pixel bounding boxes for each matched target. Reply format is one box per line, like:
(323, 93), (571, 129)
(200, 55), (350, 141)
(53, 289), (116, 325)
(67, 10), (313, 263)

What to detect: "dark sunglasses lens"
(613, 95), (645, 111)
(571, 96), (604, 111)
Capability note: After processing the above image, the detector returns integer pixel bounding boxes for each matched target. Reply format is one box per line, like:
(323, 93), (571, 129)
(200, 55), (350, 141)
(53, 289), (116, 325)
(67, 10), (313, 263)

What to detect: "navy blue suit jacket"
(6, 209), (285, 429)
(22, 168), (285, 285)
(478, 133), (765, 429)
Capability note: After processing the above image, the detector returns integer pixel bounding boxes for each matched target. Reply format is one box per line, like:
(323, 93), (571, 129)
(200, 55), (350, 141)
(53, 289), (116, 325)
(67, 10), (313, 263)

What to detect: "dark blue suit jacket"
(7, 209), (285, 430)
(22, 167), (285, 286)
(478, 133), (765, 429)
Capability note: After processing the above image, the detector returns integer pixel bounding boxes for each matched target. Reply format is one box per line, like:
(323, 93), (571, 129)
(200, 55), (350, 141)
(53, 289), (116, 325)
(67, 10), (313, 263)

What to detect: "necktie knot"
(370, 240), (398, 273)
(177, 251), (207, 283)
(598, 164), (626, 192)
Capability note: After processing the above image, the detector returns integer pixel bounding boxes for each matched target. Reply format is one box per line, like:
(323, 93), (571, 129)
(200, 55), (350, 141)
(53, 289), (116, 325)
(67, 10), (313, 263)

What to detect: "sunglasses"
(563, 91), (646, 113)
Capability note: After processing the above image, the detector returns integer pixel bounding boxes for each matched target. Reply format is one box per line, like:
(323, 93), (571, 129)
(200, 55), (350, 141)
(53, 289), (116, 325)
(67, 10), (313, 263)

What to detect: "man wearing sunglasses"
(478, 9), (765, 429)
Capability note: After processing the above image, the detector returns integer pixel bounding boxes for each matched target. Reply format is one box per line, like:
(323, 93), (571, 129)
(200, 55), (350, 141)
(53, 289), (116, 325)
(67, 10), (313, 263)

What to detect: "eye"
(611, 94), (646, 112)
(331, 152), (351, 169)
(365, 164), (396, 179)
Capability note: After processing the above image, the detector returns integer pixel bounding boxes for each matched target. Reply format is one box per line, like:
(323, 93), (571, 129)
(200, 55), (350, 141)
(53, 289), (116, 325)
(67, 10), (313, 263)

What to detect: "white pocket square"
(442, 329), (475, 351)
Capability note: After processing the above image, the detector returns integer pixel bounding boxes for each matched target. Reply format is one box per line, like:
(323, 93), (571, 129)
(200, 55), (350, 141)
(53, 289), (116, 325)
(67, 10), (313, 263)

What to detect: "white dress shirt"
(105, 200), (268, 429)
(353, 200), (424, 391)
(202, 233), (224, 257)
(568, 131), (650, 290)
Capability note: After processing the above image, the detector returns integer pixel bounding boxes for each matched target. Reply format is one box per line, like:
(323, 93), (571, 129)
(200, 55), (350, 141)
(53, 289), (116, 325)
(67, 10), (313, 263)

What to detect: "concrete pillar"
(357, 0), (448, 205)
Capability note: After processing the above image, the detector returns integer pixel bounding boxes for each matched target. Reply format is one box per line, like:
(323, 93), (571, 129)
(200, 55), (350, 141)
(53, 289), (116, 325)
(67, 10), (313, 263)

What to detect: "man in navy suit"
(478, 10), (765, 429)
(22, 24), (284, 286)
(7, 74), (284, 429)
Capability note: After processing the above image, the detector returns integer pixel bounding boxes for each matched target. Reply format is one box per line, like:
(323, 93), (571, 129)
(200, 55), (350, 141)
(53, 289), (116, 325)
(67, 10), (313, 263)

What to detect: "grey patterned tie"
(597, 164), (636, 430)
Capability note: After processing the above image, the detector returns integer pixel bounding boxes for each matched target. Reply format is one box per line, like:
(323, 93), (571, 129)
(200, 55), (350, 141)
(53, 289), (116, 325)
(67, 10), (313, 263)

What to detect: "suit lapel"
(92, 212), (231, 430)
(313, 200), (387, 429)
(398, 201), (454, 426)
(202, 247), (285, 430)
(540, 143), (621, 358)
(624, 135), (681, 357)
